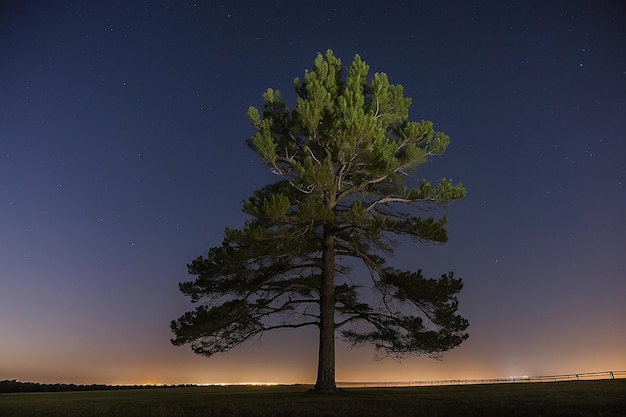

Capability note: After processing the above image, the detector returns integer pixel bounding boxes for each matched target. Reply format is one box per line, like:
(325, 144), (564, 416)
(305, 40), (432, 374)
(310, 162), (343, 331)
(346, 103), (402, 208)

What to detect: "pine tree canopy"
(171, 50), (469, 390)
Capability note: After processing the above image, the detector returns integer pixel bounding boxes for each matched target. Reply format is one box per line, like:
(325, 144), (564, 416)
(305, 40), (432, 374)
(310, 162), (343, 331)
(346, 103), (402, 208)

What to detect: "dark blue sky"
(1, 0), (625, 385)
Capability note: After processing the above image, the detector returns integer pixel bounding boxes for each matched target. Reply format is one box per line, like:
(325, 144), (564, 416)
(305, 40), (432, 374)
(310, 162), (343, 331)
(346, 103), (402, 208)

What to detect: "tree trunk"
(313, 225), (337, 391)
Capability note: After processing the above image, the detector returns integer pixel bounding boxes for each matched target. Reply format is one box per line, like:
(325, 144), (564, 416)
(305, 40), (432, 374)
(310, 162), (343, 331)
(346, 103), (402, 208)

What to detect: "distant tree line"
(0, 380), (194, 393)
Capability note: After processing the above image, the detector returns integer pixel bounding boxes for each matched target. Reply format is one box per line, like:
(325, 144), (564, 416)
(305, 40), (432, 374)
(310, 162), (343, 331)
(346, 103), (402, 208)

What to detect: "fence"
(336, 370), (626, 388)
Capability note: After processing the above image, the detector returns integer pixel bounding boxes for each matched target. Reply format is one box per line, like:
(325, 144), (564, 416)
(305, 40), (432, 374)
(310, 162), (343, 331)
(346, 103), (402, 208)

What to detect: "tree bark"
(313, 225), (337, 391)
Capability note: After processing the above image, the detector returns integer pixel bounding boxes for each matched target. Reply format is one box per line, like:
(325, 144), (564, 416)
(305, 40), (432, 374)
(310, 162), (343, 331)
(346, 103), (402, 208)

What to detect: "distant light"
(209, 382), (280, 386)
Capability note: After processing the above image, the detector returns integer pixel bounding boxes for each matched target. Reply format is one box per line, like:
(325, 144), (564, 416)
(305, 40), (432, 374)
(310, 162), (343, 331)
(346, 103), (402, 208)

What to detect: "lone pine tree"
(171, 50), (469, 392)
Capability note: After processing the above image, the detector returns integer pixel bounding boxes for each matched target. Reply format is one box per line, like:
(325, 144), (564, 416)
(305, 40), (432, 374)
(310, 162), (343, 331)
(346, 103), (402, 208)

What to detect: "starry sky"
(1, 0), (625, 385)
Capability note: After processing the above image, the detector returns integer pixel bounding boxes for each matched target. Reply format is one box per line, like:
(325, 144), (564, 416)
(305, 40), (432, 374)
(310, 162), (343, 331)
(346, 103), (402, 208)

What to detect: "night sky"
(2, 1), (625, 385)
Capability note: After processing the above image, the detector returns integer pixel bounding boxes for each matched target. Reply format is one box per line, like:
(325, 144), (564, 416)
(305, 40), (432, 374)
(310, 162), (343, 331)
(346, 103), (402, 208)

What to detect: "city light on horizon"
(3, 332), (625, 386)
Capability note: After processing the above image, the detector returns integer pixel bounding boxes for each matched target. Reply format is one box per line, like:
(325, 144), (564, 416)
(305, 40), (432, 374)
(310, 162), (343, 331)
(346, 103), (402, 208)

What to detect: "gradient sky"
(1, 0), (625, 385)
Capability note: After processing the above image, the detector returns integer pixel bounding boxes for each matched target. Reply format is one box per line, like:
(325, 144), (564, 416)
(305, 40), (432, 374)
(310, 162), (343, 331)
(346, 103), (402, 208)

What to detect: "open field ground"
(1, 379), (624, 417)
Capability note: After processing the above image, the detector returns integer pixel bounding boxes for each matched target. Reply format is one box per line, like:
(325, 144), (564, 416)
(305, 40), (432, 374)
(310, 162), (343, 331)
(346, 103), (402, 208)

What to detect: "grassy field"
(1, 380), (624, 417)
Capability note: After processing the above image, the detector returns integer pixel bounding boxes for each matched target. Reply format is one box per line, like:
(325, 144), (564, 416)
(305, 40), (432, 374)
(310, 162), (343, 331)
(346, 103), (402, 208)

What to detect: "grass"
(1, 380), (624, 417)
